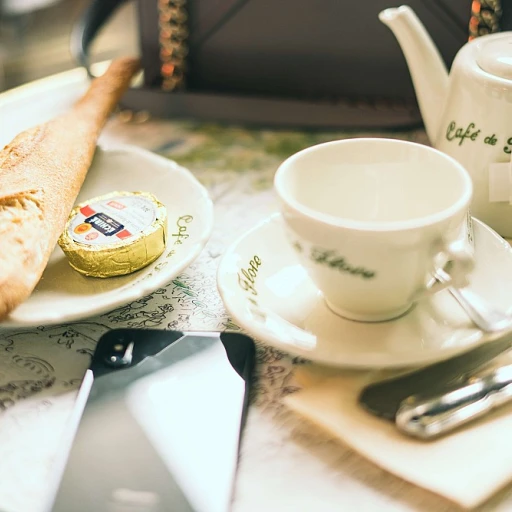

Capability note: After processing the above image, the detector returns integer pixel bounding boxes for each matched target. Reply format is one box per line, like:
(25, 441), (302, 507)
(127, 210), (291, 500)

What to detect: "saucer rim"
(217, 213), (506, 369)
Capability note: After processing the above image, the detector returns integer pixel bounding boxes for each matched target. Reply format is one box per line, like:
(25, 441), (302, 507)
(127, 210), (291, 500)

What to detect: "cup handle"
(425, 239), (475, 295)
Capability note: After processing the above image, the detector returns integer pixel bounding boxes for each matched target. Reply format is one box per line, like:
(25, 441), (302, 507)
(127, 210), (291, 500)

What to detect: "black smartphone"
(49, 329), (256, 512)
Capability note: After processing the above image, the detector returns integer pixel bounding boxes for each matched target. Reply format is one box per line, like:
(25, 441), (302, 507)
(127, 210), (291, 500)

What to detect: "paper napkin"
(284, 358), (512, 510)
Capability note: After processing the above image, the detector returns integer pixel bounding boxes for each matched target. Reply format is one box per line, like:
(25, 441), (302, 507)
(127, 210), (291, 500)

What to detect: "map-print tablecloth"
(2, 115), (496, 512)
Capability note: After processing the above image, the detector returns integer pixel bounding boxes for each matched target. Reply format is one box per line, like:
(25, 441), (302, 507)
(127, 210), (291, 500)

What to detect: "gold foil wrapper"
(58, 191), (167, 278)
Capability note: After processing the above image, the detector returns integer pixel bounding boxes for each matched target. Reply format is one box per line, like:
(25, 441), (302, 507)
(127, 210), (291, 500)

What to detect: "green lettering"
(311, 249), (330, 263)
(238, 272), (257, 295)
(446, 121), (456, 141)
(445, 122), (480, 145)
(309, 248), (376, 279)
(484, 134), (498, 146)
(505, 137), (512, 155)
(238, 256), (262, 297)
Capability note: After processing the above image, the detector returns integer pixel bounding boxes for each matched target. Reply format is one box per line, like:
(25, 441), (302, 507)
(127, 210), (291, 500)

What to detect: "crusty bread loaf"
(0, 57), (140, 320)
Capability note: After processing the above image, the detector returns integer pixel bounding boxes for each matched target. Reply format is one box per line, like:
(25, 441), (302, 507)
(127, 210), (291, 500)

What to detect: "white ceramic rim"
(274, 138), (473, 232)
(468, 31), (512, 84)
(215, 213), (512, 369)
(0, 144), (214, 328)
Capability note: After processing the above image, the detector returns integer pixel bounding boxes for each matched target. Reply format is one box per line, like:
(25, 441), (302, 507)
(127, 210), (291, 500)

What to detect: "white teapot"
(379, 5), (512, 236)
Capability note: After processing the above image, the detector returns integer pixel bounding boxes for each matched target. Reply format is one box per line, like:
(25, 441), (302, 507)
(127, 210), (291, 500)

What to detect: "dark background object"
(4, 1), (509, 129)
(0, 0), (138, 91)
(74, 0), (476, 129)
(181, 0), (468, 100)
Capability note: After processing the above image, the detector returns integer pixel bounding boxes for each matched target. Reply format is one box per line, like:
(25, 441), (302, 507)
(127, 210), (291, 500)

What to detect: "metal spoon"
(430, 266), (512, 333)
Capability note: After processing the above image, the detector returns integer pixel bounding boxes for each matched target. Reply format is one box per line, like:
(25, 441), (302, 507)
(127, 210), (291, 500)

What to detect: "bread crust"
(0, 57), (140, 319)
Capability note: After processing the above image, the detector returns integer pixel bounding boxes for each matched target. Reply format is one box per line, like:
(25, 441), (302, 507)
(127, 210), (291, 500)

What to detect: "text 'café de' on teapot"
(380, 5), (512, 237)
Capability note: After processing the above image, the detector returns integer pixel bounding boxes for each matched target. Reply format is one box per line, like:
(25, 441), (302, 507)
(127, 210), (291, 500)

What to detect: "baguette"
(0, 57), (140, 320)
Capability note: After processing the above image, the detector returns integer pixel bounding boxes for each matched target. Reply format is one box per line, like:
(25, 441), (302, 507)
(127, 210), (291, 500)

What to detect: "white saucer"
(1, 145), (214, 328)
(217, 213), (512, 368)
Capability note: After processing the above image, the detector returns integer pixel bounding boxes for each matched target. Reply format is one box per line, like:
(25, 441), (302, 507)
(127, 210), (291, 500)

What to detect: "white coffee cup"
(274, 138), (474, 322)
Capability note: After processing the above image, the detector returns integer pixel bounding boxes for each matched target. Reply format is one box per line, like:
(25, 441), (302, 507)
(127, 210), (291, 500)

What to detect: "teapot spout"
(379, 5), (449, 143)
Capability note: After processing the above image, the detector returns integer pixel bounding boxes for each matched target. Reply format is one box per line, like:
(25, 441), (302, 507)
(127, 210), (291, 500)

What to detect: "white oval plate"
(1, 145), (214, 328)
(217, 213), (512, 369)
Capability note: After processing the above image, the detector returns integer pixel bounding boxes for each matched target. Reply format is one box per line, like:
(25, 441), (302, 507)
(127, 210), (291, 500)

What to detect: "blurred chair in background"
(0, 0), (137, 91)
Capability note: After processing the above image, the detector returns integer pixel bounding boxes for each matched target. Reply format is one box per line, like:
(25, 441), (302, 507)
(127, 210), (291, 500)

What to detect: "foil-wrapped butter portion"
(58, 191), (167, 278)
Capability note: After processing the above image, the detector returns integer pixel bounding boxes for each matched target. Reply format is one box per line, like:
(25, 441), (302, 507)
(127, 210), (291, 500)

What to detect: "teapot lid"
(476, 34), (512, 80)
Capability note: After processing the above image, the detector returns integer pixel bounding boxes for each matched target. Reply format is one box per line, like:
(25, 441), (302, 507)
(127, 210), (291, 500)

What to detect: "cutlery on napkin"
(359, 331), (512, 439)
(284, 356), (512, 510)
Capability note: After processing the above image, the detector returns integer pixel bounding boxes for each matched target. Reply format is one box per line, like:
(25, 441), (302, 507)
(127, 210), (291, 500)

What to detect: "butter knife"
(359, 331), (512, 438)
(396, 364), (512, 439)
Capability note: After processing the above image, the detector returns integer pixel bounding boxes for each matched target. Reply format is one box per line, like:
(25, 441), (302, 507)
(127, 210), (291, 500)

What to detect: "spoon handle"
(433, 267), (512, 333)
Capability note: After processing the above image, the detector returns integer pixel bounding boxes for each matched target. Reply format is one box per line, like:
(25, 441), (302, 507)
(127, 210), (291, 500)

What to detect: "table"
(0, 73), (503, 512)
